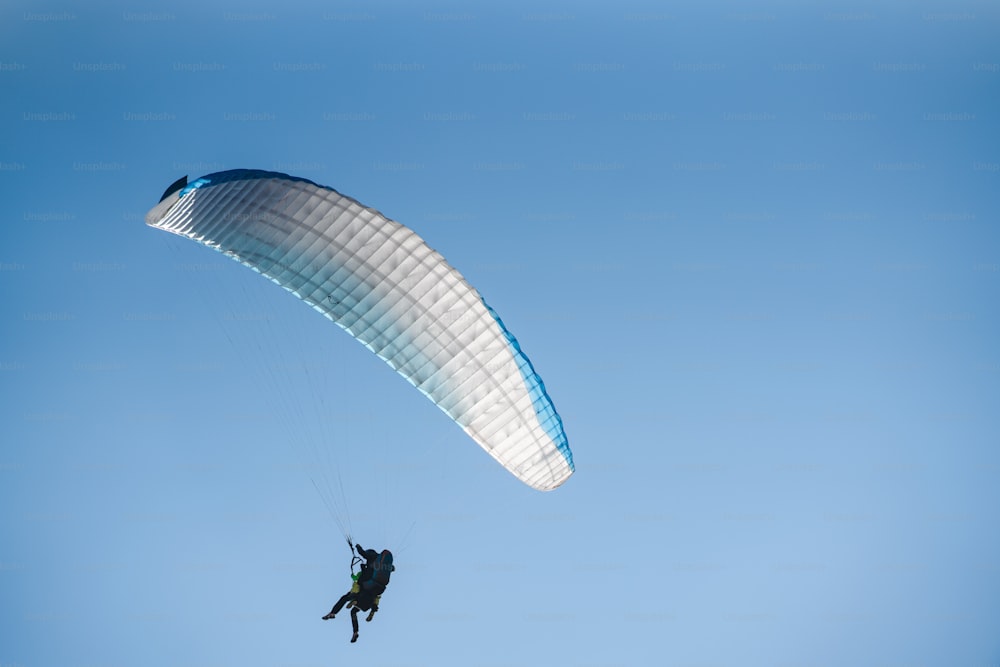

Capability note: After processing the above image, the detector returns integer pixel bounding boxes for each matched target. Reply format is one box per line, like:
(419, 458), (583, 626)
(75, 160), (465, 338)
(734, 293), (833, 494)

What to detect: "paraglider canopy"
(146, 169), (574, 491)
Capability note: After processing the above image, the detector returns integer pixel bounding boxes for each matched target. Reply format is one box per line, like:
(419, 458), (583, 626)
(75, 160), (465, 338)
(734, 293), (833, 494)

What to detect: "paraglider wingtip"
(159, 175), (188, 202)
(145, 175), (188, 227)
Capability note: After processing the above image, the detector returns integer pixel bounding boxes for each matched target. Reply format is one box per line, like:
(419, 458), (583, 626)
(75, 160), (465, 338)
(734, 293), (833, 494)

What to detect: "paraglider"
(147, 169), (573, 643)
(322, 543), (395, 643)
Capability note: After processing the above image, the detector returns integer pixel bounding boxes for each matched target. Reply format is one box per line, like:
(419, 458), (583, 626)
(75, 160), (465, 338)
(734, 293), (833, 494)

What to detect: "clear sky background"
(2, 1), (999, 665)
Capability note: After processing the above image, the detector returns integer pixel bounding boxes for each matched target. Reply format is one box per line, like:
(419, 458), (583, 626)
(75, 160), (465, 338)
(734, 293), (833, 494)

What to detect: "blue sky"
(2, 1), (999, 665)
